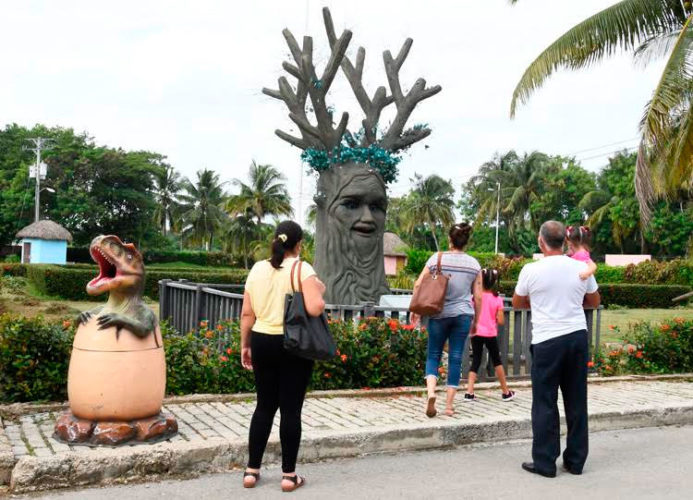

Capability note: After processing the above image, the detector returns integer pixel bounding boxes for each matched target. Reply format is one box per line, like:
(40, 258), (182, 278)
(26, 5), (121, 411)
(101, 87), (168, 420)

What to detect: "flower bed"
(592, 318), (693, 376)
(0, 314), (426, 403)
(165, 317), (427, 395)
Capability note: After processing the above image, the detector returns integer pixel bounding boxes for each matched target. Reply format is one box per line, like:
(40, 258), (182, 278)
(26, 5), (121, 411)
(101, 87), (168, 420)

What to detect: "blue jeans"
(425, 314), (472, 388)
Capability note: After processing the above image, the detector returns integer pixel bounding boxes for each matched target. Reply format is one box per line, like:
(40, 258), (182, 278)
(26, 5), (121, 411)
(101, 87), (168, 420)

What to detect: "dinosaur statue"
(77, 234), (157, 340)
(54, 234), (176, 446)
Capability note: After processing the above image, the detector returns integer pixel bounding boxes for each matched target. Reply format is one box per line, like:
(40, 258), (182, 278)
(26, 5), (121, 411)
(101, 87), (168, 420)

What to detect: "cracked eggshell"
(67, 317), (165, 421)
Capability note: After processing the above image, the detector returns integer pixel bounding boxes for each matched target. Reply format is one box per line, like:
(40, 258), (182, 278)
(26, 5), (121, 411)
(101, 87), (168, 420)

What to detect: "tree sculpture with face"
(263, 8), (440, 304)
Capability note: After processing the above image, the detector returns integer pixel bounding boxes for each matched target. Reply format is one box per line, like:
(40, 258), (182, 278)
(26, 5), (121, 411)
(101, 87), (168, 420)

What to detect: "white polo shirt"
(515, 255), (598, 344)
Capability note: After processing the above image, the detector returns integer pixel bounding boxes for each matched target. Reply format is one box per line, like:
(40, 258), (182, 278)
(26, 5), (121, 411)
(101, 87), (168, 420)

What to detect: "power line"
(576, 145), (638, 162)
(567, 137), (639, 156)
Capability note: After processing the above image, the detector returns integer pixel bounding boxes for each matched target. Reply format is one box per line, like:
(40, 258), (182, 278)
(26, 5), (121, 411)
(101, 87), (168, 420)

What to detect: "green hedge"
(497, 281), (690, 308)
(27, 265), (249, 301)
(0, 315), (426, 403)
(0, 314), (73, 402)
(405, 249), (527, 279)
(404, 250), (693, 287)
(67, 247), (237, 267)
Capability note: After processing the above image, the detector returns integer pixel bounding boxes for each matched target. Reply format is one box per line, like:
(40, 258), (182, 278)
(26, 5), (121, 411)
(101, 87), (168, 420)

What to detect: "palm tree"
(509, 0), (693, 225)
(226, 161), (293, 224)
(178, 169), (227, 251)
(402, 174), (456, 251)
(224, 209), (259, 269)
(152, 164), (183, 236)
(464, 151), (519, 227)
(501, 151), (552, 233)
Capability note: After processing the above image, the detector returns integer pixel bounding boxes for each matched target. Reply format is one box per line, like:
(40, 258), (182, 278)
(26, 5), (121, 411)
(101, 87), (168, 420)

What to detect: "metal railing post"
(158, 279), (171, 321)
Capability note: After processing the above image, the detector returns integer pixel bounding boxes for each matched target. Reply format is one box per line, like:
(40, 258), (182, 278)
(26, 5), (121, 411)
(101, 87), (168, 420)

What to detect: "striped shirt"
(426, 252), (481, 318)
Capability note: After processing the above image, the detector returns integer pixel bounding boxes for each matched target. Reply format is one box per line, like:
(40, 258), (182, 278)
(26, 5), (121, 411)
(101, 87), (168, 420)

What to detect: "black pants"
(530, 329), (589, 475)
(247, 332), (313, 473)
(469, 336), (502, 373)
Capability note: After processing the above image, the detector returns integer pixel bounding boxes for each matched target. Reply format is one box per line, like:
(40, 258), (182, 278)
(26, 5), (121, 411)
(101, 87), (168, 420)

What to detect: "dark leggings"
(469, 336), (502, 373)
(247, 332), (313, 473)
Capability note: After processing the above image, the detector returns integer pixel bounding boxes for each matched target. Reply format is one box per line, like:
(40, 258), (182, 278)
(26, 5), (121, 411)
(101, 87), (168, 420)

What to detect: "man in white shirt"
(513, 221), (600, 478)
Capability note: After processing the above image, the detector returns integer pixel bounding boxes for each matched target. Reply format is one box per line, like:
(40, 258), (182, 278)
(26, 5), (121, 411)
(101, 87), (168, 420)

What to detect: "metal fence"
(159, 279), (602, 381)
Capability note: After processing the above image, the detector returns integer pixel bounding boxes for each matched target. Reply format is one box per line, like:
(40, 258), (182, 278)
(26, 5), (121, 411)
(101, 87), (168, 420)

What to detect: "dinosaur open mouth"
(88, 246), (119, 288)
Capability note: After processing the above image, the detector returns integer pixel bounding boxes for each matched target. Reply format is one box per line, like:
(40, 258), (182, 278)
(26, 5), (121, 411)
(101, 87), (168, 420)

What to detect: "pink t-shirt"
(570, 249), (592, 263)
(475, 292), (504, 337)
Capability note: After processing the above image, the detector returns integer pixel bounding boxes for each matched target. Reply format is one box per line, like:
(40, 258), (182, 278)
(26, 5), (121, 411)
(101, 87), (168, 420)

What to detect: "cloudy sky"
(0, 1), (663, 223)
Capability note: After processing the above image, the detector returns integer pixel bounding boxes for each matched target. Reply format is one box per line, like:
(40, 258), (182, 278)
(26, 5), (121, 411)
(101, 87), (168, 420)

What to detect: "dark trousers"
(530, 329), (589, 474)
(247, 332), (313, 473)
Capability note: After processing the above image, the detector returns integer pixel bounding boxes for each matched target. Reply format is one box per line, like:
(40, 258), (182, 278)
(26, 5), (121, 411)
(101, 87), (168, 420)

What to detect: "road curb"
(8, 402), (693, 493)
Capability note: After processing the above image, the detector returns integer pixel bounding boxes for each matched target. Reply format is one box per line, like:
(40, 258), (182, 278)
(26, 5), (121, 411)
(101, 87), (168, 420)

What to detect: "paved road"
(19, 425), (692, 500)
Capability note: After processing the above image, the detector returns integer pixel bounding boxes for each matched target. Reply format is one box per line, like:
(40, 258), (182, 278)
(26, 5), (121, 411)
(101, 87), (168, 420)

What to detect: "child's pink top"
(476, 291), (504, 337)
(570, 249), (592, 263)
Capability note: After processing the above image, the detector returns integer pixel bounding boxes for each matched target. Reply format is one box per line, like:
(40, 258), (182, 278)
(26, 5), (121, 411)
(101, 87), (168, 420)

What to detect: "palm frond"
(639, 16), (693, 150)
(510, 0), (684, 117)
(636, 15), (693, 223)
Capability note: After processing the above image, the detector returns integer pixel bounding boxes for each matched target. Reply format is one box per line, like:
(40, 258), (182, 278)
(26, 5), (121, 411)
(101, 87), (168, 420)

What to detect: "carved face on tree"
(314, 164), (390, 304)
(264, 7), (440, 304)
(331, 171), (387, 255)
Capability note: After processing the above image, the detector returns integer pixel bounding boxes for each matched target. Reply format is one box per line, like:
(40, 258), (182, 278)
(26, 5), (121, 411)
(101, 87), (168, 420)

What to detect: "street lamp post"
(494, 182), (501, 255)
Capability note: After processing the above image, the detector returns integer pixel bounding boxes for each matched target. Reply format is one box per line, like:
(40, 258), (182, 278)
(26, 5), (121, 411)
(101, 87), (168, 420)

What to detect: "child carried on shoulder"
(566, 225), (597, 280)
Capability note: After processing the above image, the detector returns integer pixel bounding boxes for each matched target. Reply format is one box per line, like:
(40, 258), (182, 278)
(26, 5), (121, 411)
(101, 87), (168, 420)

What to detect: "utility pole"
(26, 138), (53, 222)
(494, 181), (501, 254)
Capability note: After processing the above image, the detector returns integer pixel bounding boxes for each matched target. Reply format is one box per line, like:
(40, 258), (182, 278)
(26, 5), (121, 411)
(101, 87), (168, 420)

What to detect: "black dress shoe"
(521, 462), (556, 478)
(562, 463), (583, 475)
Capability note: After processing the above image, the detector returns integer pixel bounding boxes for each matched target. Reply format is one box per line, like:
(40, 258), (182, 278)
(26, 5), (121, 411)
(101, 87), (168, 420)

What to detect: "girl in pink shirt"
(464, 268), (515, 402)
(566, 225), (597, 280)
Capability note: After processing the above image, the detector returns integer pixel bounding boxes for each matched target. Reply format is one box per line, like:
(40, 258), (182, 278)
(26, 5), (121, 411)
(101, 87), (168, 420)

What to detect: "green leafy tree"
(510, 0), (693, 224)
(580, 151), (643, 253)
(179, 169), (227, 251)
(531, 157), (596, 225)
(645, 201), (693, 257)
(0, 124), (169, 248)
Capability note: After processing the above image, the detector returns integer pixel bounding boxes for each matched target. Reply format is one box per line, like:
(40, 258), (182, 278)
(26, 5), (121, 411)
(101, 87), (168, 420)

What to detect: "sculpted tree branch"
(380, 41), (442, 152)
(262, 21), (353, 151)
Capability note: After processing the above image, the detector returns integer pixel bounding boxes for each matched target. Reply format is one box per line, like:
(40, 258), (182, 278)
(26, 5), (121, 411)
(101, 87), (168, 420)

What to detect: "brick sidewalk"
(2, 378), (693, 493)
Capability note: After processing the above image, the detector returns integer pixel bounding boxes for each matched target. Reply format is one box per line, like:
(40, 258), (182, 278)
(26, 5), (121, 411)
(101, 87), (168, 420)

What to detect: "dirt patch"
(43, 303), (80, 315)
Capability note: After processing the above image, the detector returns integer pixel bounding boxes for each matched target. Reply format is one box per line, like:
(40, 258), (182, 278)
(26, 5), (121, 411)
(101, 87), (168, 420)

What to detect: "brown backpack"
(409, 252), (449, 316)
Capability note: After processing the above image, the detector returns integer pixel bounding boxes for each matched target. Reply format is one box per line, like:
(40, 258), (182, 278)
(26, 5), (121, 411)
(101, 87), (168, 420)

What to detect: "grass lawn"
(599, 307), (693, 343)
(1, 277), (160, 322)
(499, 306), (693, 348)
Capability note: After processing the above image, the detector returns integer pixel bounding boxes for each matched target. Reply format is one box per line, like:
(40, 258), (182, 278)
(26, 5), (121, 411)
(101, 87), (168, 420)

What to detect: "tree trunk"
(313, 163), (390, 305)
(430, 222), (439, 251)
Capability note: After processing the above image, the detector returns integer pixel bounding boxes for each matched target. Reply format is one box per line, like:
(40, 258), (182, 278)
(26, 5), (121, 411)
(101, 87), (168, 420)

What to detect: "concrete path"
(2, 377), (692, 493)
(16, 425), (693, 499)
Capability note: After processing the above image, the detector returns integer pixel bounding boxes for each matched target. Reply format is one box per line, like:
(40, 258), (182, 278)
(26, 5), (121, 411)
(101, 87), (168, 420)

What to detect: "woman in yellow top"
(240, 220), (326, 493)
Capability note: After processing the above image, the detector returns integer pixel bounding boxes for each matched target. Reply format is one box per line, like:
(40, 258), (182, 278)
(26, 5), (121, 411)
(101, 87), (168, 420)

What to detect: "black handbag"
(283, 260), (336, 361)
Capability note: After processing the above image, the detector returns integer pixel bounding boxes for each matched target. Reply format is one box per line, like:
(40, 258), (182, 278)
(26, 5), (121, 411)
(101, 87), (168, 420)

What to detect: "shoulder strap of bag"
(297, 261), (304, 293)
(435, 251), (443, 276)
(290, 259), (300, 293)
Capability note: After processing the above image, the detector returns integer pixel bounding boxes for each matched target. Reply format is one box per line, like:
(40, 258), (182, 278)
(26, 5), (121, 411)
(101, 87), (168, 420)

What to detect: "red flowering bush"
(165, 317), (427, 394)
(309, 317), (427, 390)
(592, 318), (693, 376)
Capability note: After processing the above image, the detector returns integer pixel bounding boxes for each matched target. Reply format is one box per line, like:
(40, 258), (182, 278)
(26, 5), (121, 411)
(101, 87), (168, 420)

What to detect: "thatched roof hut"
(383, 232), (408, 257)
(16, 220), (73, 243)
